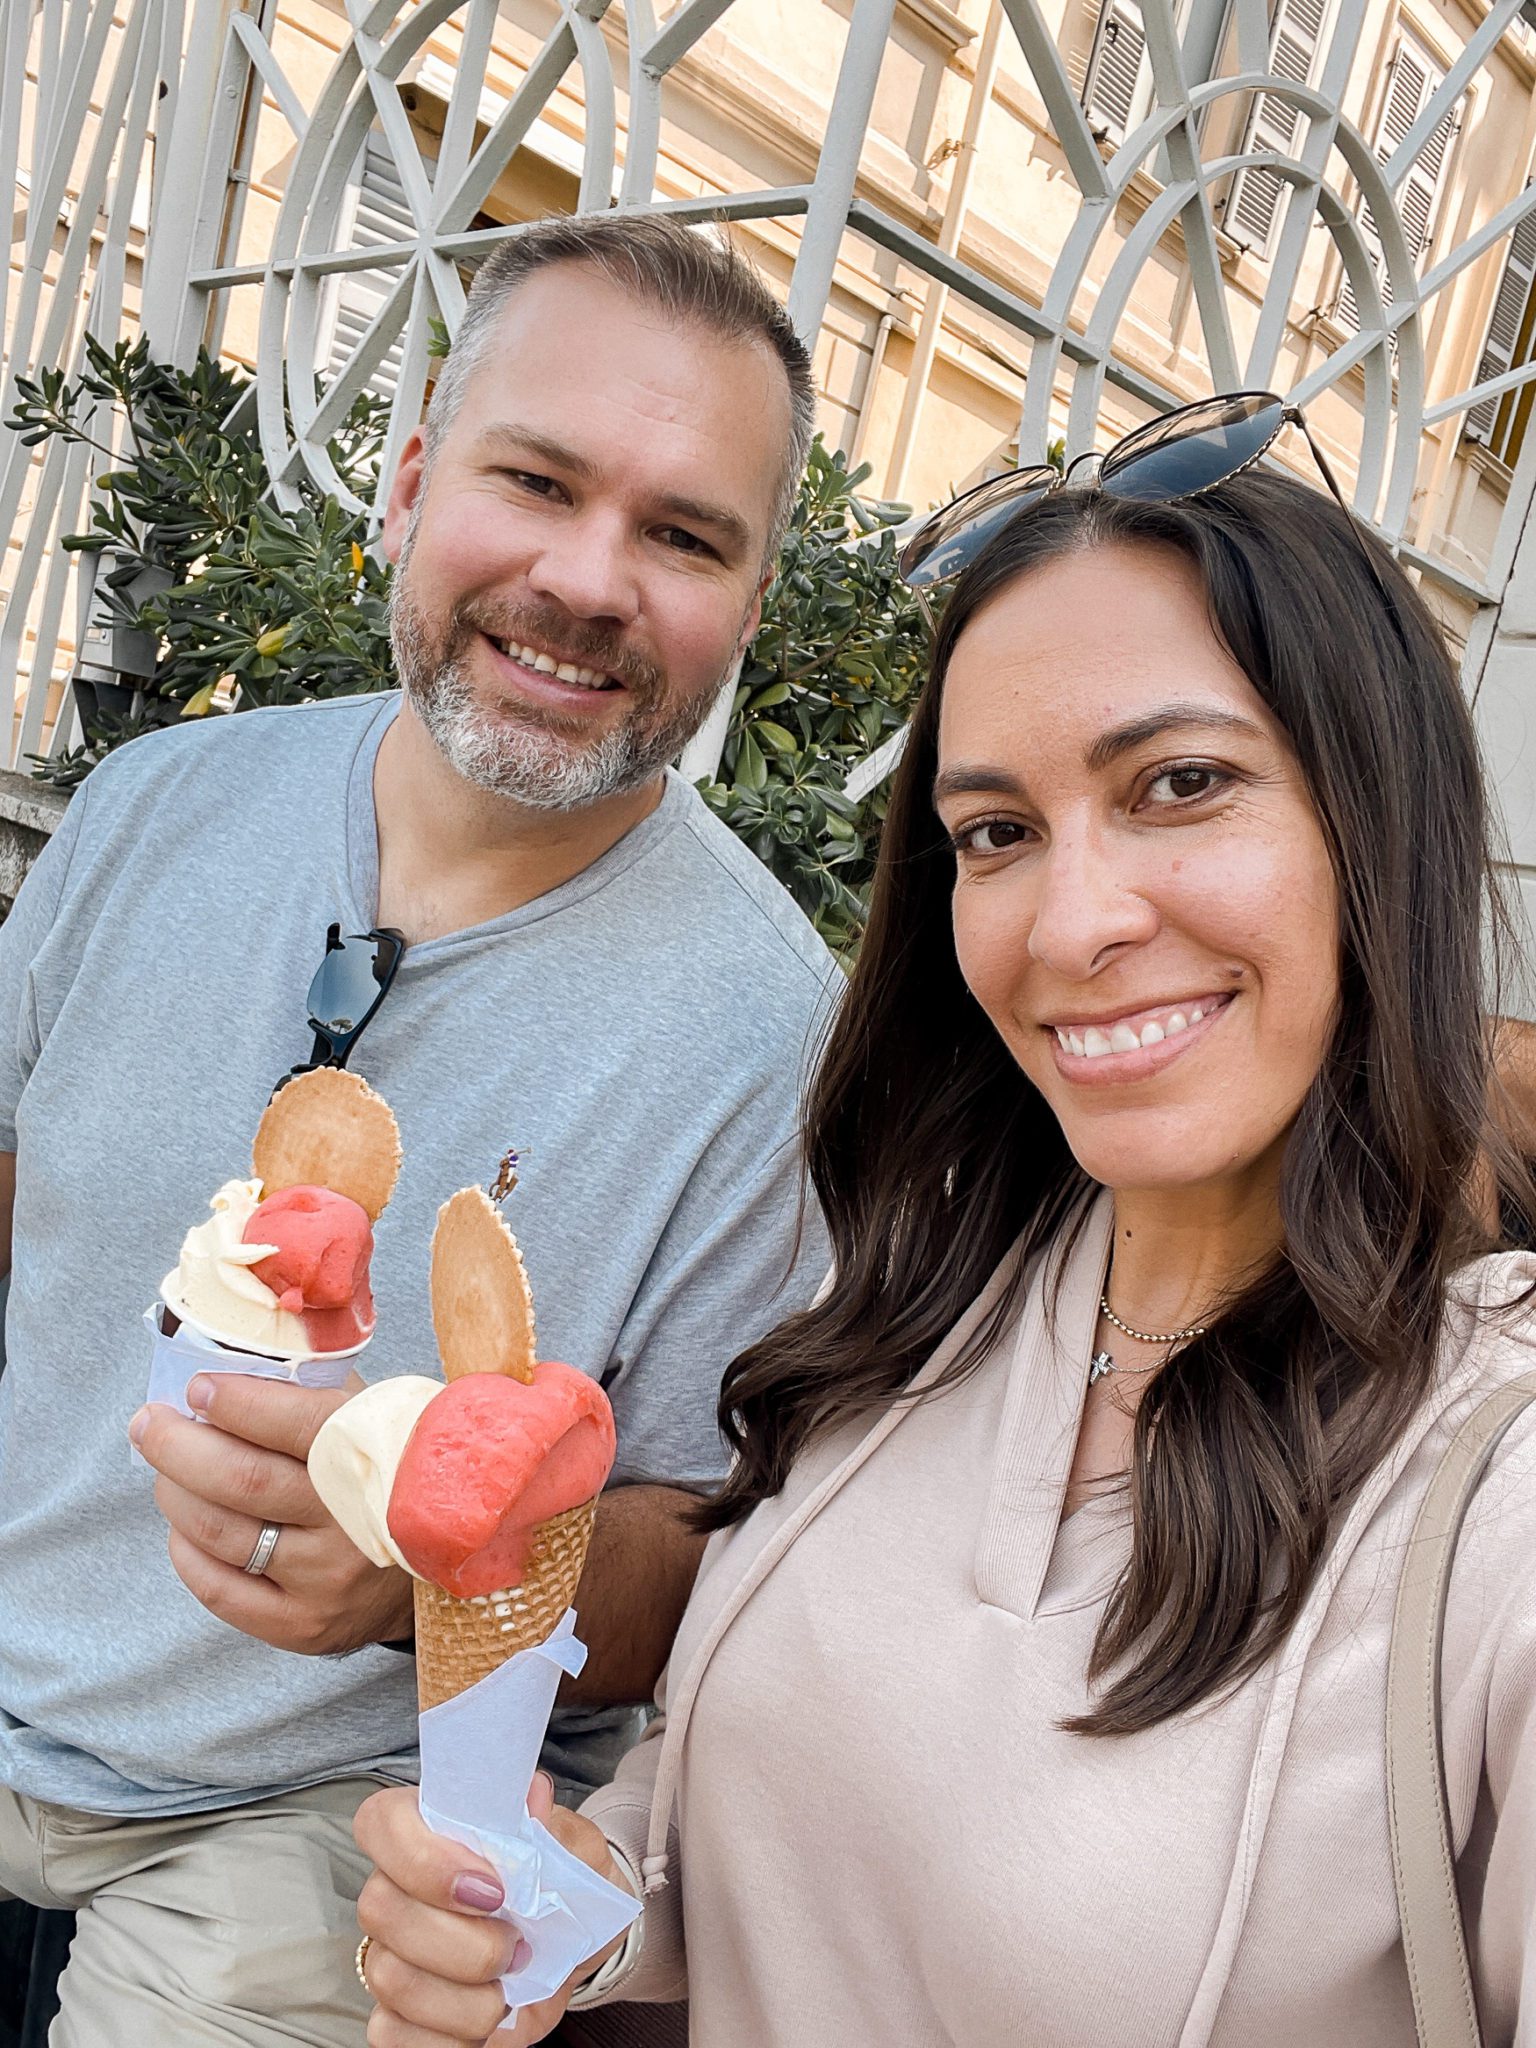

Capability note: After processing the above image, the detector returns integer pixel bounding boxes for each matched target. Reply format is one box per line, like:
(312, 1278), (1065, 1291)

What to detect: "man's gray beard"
(390, 574), (729, 813)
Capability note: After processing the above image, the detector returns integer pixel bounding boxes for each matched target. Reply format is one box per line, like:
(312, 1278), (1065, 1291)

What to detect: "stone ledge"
(0, 769), (69, 912)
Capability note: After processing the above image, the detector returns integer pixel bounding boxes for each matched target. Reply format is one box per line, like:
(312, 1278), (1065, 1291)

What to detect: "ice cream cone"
(409, 1185), (605, 1710)
(412, 1496), (597, 1710)
(304, 1182), (614, 1707)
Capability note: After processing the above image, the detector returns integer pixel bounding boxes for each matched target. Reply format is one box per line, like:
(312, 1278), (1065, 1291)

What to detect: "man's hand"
(354, 1774), (630, 2046)
(130, 1371), (415, 1654)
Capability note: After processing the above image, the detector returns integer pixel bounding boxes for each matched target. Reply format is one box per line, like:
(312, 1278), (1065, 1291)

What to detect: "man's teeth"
(1055, 1004), (1214, 1059)
(496, 640), (609, 689)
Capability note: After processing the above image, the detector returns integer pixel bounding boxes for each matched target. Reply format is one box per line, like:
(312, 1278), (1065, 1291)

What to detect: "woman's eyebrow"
(932, 707), (1266, 805)
(1084, 705), (1266, 772)
(931, 764), (1025, 805)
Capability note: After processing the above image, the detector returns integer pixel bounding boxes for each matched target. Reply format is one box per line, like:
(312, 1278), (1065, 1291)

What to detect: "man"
(0, 216), (835, 2042)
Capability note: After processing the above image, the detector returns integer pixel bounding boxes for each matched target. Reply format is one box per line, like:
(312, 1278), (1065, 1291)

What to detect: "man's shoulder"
(77, 692), (394, 819)
(654, 773), (840, 1003)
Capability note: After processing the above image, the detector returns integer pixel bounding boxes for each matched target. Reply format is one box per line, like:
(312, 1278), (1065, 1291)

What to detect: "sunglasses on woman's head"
(898, 390), (1354, 592)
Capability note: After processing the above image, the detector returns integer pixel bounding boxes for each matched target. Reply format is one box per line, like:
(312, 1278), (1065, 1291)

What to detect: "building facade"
(10, 0), (1536, 958)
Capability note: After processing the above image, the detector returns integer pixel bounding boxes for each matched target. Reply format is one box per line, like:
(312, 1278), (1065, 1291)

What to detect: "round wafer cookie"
(430, 1186), (536, 1383)
(251, 1067), (401, 1222)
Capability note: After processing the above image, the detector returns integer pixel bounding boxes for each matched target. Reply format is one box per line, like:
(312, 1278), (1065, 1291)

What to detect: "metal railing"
(9, 0), (1536, 770)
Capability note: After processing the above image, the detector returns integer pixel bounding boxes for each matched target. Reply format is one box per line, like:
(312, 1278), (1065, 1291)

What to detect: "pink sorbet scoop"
(386, 1364), (617, 1598)
(244, 1184), (376, 1353)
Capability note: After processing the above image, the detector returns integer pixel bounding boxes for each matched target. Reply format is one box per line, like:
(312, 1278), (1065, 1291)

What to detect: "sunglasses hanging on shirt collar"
(273, 923), (405, 1095)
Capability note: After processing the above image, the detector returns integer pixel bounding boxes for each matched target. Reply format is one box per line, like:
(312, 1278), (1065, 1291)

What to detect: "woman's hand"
(354, 1774), (637, 2046)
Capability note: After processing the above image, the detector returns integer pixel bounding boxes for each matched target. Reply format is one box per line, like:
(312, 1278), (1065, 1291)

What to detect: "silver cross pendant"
(1088, 1351), (1116, 1387)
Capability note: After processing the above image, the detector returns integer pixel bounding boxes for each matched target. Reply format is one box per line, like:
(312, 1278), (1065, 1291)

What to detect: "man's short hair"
(425, 214), (817, 566)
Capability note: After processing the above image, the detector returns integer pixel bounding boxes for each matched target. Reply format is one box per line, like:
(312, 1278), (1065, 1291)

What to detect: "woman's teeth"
(1053, 1003), (1218, 1059)
(495, 640), (610, 689)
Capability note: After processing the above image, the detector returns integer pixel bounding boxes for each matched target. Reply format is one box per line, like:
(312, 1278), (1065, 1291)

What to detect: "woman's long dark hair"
(699, 467), (1534, 1734)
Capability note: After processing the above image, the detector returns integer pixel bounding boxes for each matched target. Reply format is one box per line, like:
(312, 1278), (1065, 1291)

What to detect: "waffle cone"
(413, 1497), (597, 1711)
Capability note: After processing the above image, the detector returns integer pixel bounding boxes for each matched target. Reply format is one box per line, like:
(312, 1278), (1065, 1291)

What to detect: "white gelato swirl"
(161, 1178), (311, 1358)
(308, 1376), (444, 1575)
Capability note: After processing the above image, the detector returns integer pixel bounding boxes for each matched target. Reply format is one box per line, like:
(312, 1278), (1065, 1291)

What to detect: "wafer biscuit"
(252, 1067), (402, 1223)
(430, 1186), (537, 1383)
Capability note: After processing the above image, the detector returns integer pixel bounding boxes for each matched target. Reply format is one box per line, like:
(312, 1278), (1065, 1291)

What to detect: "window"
(1080, 0), (1220, 147)
(1223, 0), (1328, 255)
(316, 133), (417, 397)
(1082, 0), (1151, 144)
(1336, 32), (1461, 332)
(1464, 197), (1536, 468)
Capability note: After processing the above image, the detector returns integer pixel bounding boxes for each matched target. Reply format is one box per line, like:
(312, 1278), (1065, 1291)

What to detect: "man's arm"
(558, 1483), (707, 1706)
(0, 1151), (14, 1283)
(1492, 1017), (1536, 1154)
(1477, 1019), (1536, 1236)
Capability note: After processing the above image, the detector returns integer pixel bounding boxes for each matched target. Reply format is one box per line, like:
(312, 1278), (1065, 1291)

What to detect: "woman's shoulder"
(1399, 1251), (1536, 1591)
(1340, 1255), (1536, 1613)
(1420, 1260), (1536, 1739)
(1440, 1249), (1536, 1396)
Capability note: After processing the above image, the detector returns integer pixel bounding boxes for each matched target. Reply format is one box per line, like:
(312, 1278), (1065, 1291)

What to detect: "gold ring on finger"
(355, 1932), (374, 1992)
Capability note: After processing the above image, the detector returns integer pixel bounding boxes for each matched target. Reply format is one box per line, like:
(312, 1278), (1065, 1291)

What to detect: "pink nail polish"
(186, 1375), (214, 1414)
(452, 1872), (504, 1912)
(509, 1938), (533, 1973)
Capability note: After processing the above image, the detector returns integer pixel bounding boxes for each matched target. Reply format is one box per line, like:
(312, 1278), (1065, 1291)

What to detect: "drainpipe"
(884, 0), (1007, 503)
(846, 309), (898, 467)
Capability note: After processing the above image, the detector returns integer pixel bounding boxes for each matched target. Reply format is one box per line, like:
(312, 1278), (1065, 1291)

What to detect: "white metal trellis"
(11, 0), (1536, 784)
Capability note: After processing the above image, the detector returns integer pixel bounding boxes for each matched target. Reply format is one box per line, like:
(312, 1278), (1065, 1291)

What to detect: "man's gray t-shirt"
(0, 693), (836, 1814)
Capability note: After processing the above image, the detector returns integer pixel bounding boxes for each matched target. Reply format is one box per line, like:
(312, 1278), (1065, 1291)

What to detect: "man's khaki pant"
(0, 1777), (382, 2046)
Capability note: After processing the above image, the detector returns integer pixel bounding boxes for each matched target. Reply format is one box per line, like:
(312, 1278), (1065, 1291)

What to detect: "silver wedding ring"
(243, 1521), (282, 1576)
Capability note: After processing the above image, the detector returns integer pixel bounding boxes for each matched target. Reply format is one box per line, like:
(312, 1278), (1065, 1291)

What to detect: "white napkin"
(137, 1306), (356, 1465)
(417, 1610), (641, 2009)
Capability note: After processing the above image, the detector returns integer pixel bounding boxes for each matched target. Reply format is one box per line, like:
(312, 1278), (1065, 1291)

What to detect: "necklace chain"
(1098, 1292), (1207, 1347)
(1089, 1290), (1208, 1388)
(1088, 1348), (1153, 1386)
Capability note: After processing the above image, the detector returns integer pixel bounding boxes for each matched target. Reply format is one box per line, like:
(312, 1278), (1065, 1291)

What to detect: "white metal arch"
(10, 0), (1536, 769)
(206, 0), (1535, 542)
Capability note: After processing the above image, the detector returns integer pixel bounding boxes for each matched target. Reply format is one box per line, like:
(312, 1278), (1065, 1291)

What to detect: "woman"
(351, 431), (1536, 2046)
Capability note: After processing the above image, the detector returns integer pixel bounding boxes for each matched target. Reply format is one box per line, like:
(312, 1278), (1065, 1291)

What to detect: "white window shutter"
(1465, 196), (1536, 447)
(1068, 0), (1106, 94)
(1083, 0), (1149, 143)
(1338, 36), (1455, 332)
(319, 133), (417, 397)
(1226, 0), (1328, 256)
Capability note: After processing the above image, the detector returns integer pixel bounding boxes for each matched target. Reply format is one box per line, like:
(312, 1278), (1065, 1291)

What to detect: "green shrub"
(9, 341), (929, 951)
(10, 336), (393, 786)
(695, 436), (928, 958)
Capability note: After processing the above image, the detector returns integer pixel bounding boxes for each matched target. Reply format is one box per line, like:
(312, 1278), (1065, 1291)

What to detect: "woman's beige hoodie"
(583, 1209), (1536, 2046)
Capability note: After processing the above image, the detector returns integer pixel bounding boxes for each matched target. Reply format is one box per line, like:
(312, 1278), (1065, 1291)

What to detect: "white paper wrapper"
(136, 1305), (357, 1465)
(417, 1610), (641, 2010)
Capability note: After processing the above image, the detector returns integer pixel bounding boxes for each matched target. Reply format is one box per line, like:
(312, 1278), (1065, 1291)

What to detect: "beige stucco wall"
(12, 0), (1536, 714)
(210, 0), (1536, 580)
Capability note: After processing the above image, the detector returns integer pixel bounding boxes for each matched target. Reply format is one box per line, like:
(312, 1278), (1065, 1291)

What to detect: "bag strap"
(1386, 1368), (1536, 2048)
